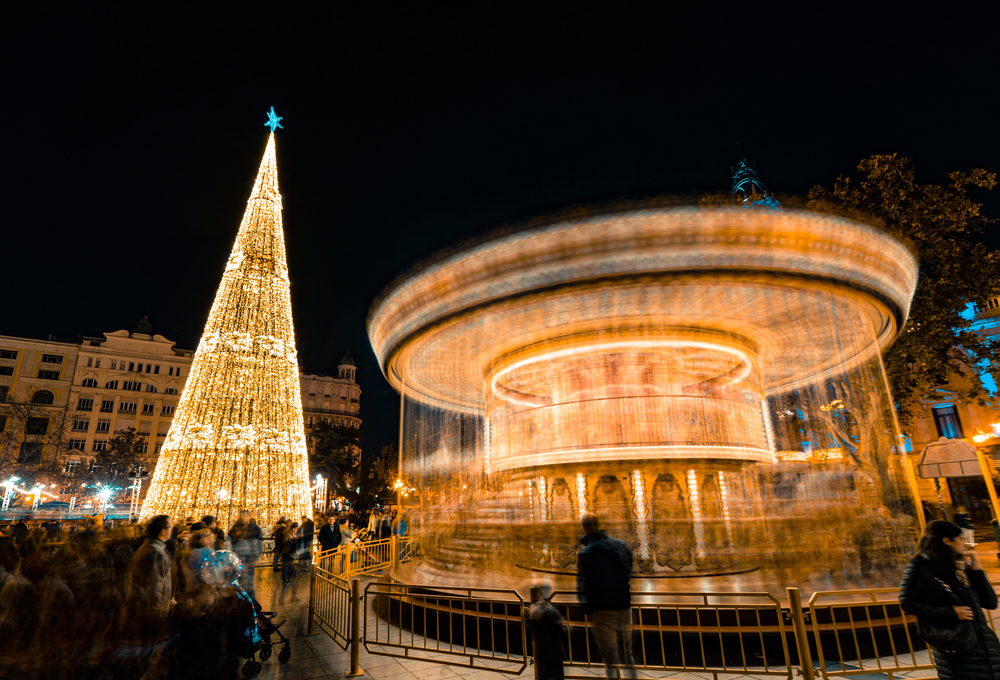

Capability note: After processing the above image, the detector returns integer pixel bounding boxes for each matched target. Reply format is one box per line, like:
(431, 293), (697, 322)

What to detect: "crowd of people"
(0, 508), (368, 680)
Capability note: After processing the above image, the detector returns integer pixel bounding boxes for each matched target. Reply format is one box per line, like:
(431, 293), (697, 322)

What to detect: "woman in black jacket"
(899, 520), (1000, 679)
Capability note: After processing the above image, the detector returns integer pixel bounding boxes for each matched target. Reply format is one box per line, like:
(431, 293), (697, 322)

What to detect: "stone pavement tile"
(399, 659), (438, 671)
(411, 664), (464, 679)
(360, 652), (409, 669)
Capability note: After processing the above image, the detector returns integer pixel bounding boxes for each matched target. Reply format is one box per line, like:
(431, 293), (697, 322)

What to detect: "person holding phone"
(899, 520), (1000, 677)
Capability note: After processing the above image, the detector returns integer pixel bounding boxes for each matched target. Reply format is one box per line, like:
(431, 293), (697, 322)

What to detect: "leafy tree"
(308, 420), (363, 509)
(808, 154), (1000, 427)
(82, 427), (149, 499)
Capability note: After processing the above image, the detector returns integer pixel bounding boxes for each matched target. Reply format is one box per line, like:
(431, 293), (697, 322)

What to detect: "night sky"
(7, 5), (999, 461)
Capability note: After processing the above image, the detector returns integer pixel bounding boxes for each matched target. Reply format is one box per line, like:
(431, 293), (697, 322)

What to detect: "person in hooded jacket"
(899, 520), (1000, 679)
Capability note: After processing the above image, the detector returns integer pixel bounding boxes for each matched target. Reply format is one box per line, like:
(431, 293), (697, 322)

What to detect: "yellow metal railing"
(363, 581), (529, 675)
(309, 540), (1000, 680)
(548, 588), (795, 679)
(806, 581), (1000, 680)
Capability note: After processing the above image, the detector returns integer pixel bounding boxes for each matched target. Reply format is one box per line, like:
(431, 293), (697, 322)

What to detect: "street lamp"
(98, 488), (113, 515)
(394, 479), (403, 512)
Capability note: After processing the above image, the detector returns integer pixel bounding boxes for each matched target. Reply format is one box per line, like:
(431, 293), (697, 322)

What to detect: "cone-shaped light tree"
(142, 115), (310, 527)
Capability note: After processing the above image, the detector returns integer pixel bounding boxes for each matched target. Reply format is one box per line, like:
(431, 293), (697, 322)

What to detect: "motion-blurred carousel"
(368, 193), (920, 593)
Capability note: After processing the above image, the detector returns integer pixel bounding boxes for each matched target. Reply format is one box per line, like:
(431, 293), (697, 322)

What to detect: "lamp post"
(98, 488), (112, 515)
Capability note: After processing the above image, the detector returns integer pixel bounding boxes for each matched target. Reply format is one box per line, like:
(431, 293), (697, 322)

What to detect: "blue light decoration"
(265, 106), (283, 132)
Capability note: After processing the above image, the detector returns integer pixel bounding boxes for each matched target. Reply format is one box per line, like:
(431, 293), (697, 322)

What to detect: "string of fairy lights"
(141, 128), (310, 526)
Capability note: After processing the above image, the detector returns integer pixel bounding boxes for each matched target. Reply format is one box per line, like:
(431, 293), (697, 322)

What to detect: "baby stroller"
(207, 551), (293, 678)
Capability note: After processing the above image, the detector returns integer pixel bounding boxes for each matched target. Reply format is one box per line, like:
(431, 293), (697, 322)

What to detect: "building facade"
(0, 328), (360, 505)
(903, 296), (1000, 520)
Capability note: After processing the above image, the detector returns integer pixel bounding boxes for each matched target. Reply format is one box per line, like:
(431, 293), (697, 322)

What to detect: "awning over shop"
(917, 437), (981, 478)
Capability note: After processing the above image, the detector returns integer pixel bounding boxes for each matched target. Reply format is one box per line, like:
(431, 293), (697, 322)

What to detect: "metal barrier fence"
(549, 588), (794, 679)
(364, 581), (529, 675)
(806, 584), (1000, 680)
(309, 541), (998, 680)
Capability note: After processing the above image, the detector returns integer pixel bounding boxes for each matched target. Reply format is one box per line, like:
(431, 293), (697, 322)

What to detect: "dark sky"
(7, 5), (999, 461)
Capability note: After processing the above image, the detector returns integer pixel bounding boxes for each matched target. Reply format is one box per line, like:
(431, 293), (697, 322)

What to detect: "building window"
(96, 419), (111, 433)
(72, 419), (89, 432)
(145, 384), (157, 393)
(0, 350), (17, 360)
(69, 439), (86, 451)
(145, 364), (152, 373)
(0, 415), (7, 432)
(100, 399), (114, 413)
(119, 401), (137, 413)
(31, 390), (54, 404)
(77, 398), (94, 412)
(95, 359), (101, 368)
(308, 416), (314, 426)
(81, 378), (98, 388)
(18, 442), (43, 464)
(0, 386), (8, 401)
(26, 417), (49, 435)
(308, 392), (316, 396)
(140, 442), (149, 454)
(154, 365), (160, 374)
(64, 460), (80, 475)
(128, 362), (135, 372)
(0, 367), (13, 376)
(111, 361), (117, 370)
(164, 387), (178, 394)
(105, 380), (119, 390)
(933, 405), (965, 439)
(142, 403), (154, 414)
(40, 354), (63, 364)
(122, 381), (142, 391)
(37, 370), (60, 380)
(154, 444), (161, 454)
(87, 357), (93, 368)
(168, 367), (173, 376)
(162, 405), (175, 416)
(92, 440), (107, 452)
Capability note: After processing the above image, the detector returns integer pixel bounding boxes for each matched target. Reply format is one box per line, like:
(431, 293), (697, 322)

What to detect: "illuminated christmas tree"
(141, 109), (311, 526)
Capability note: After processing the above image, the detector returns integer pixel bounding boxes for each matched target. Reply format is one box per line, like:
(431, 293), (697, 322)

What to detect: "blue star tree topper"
(265, 107), (283, 132)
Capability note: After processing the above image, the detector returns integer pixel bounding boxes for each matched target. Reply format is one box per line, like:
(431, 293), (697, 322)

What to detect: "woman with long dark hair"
(899, 520), (1000, 678)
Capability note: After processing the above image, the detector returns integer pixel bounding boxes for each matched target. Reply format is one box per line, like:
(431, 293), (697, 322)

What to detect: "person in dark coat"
(271, 516), (287, 571)
(899, 520), (1000, 679)
(319, 515), (342, 553)
(576, 512), (637, 680)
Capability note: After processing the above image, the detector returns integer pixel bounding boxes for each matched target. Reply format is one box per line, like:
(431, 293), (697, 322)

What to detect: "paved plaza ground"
(256, 529), (1000, 680)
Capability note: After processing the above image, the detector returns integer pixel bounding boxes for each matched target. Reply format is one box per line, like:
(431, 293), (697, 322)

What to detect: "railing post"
(787, 587), (815, 680)
(304, 564), (319, 636)
(346, 577), (364, 677)
(391, 534), (398, 568)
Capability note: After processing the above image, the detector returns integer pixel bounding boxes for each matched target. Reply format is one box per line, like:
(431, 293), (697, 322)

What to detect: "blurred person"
(577, 512), (637, 680)
(30, 543), (80, 678)
(280, 522), (301, 604)
(180, 528), (216, 593)
(112, 514), (173, 677)
(366, 509), (379, 538)
(900, 520), (1000, 677)
(529, 579), (567, 680)
(229, 521), (260, 600)
(11, 518), (28, 541)
(300, 514), (315, 567)
(954, 505), (976, 547)
(202, 515), (231, 552)
(169, 583), (224, 680)
(271, 515), (287, 571)
(319, 514), (342, 553)
(379, 510), (392, 540)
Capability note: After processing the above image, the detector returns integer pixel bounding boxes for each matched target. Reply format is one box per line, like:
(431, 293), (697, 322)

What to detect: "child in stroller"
(207, 550), (294, 678)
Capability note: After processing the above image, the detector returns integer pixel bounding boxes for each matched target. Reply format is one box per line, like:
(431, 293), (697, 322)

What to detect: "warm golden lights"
(140, 133), (310, 527)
